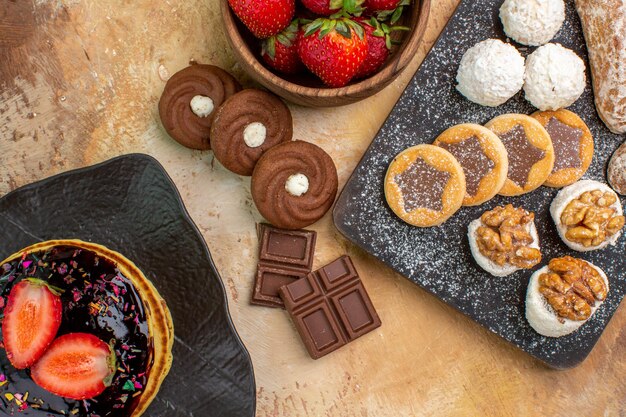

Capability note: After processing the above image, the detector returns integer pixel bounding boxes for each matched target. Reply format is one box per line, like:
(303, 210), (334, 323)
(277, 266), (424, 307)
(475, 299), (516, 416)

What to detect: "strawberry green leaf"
(390, 6), (404, 24)
(304, 19), (325, 37)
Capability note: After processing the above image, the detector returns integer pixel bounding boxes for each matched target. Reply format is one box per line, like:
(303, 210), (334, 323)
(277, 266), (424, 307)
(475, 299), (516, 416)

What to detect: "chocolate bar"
(279, 256), (381, 359)
(251, 224), (317, 308)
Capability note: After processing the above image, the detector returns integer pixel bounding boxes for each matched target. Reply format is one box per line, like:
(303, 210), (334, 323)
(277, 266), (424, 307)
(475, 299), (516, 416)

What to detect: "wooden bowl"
(221, 0), (431, 107)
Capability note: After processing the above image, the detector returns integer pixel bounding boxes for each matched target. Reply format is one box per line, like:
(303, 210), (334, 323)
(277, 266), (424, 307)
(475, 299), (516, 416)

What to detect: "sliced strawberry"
(2, 279), (62, 369)
(31, 333), (117, 400)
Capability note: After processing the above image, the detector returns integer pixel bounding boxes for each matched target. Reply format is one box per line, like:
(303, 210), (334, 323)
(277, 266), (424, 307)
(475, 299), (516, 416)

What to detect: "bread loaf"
(575, 0), (626, 134)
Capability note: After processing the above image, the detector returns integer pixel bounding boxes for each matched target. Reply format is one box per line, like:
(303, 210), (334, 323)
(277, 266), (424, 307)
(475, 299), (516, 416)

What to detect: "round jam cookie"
(468, 204), (541, 277)
(608, 141), (626, 195)
(385, 144), (466, 227)
(158, 64), (242, 150)
(0, 240), (173, 417)
(251, 140), (338, 230)
(485, 114), (555, 196)
(526, 257), (608, 337)
(550, 180), (625, 252)
(211, 89), (293, 176)
(433, 124), (508, 206)
(532, 109), (594, 188)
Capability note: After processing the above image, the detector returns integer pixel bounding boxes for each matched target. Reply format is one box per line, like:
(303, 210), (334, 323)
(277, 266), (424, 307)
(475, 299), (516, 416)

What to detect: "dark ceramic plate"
(0, 154), (256, 416)
(334, 0), (626, 369)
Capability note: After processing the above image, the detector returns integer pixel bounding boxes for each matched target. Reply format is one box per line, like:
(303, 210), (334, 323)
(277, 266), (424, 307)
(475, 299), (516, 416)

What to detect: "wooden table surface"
(1, 1), (624, 416)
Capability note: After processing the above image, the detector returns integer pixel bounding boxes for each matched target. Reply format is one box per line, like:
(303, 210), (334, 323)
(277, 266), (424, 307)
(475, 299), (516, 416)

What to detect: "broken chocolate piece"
(279, 256), (381, 359)
(251, 224), (317, 308)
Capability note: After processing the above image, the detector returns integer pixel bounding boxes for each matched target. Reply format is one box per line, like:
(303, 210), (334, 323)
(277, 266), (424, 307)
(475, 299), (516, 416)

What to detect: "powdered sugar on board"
(334, 0), (626, 369)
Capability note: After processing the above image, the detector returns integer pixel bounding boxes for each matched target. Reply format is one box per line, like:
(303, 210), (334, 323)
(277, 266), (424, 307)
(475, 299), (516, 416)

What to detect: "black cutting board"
(0, 154), (256, 416)
(333, 0), (626, 369)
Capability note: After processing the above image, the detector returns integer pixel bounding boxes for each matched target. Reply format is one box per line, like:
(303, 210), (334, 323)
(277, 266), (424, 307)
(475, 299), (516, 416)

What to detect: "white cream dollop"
(524, 43), (586, 111)
(456, 39), (525, 107)
(285, 173), (309, 197)
(500, 0), (565, 46)
(190, 95), (214, 118)
(243, 122), (267, 148)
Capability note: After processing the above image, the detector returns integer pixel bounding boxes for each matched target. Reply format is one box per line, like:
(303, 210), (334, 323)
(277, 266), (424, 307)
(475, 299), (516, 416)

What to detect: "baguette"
(575, 0), (626, 134)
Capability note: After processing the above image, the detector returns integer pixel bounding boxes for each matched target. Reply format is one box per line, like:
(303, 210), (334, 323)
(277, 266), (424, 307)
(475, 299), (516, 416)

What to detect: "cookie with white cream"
(211, 89), (293, 176)
(158, 63), (241, 150)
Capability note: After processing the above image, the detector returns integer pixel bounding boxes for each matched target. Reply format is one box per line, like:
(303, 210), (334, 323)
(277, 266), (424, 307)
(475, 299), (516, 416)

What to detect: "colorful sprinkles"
(0, 246), (153, 416)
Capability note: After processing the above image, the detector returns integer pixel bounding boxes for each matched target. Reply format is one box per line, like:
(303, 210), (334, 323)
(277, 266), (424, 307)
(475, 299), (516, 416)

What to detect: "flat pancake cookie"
(532, 109), (594, 188)
(433, 123), (508, 206)
(385, 144), (466, 227)
(486, 114), (555, 196)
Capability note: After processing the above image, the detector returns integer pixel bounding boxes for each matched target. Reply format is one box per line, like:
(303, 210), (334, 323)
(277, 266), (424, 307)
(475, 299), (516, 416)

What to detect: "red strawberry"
(262, 19), (305, 74)
(364, 0), (410, 24)
(31, 333), (117, 400)
(364, 0), (400, 11)
(2, 279), (62, 369)
(297, 18), (368, 87)
(355, 17), (409, 78)
(300, 0), (364, 16)
(228, 0), (295, 39)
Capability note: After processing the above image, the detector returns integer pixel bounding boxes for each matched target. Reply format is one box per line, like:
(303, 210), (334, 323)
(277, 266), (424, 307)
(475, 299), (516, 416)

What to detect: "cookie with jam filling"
(486, 114), (555, 196)
(385, 144), (466, 227)
(433, 123), (508, 206)
(532, 109), (594, 188)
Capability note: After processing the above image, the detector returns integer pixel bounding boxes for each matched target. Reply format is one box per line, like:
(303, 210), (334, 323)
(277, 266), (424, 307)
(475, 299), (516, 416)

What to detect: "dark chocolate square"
(258, 224), (316, 270)
(279, 255), (381, 359)
(250, 224), (317, 308)
(251, 265), (308, 308)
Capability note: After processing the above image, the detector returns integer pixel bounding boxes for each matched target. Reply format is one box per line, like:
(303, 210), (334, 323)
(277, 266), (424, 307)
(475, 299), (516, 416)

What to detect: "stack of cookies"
(158, 63), (338, 230)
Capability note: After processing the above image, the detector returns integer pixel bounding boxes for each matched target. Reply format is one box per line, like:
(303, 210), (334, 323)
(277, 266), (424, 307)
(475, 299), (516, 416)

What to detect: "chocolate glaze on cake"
(0, 245), (152, 416)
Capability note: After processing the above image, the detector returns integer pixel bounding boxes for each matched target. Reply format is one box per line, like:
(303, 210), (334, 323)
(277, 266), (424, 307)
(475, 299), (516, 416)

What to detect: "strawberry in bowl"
(222, 0), (429, 106)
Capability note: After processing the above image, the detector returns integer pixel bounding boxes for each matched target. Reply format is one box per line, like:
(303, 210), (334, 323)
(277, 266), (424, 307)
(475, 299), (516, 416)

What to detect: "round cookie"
(486, 114), (555, 196)
(608, 141), (626, 195)
(158, 64), (242, 150)
(526, 257), (609, 337)
(251, 140), (338, 230)
(433, 124), (508, 206)
(532, 109), (594, 188)
(550, 180), (624, 252)
(468, 205), (541, 277)
(385, 144), (466, 227)
(211, 89), (293, 176)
